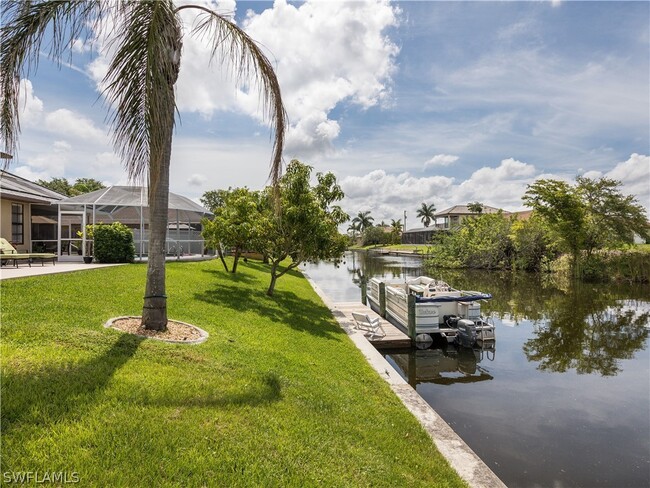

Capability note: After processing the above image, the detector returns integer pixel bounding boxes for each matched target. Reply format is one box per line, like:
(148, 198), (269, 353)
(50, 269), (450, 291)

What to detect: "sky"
(7, 0), (650, 227)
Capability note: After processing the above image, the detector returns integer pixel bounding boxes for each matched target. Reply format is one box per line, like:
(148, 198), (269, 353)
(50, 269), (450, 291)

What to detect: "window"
(11, 203), (24, 244)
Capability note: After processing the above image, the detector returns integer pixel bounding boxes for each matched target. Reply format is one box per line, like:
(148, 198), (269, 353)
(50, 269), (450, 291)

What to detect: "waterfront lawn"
(1, 259), (465, 487)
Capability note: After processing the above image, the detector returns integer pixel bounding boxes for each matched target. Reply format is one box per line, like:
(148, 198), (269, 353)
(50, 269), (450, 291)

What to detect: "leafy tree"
(1, 1), (286, 330)
(510, 215), (557, 272)
(429, 212), (513, 269)
(523, 177), (648, 274)
(416, 202), (436, 227)
(362, 225), (390, 247)
(202, 187), (262, 274)
(467, 201), (484, 214)
(200, 189), (229, 214)
(351, 211), (374, 232)
(37, 177), (73, 196)
(37, 176), (105, 196)
(71, 178), (105, 195)
(256, 160), (349, 296)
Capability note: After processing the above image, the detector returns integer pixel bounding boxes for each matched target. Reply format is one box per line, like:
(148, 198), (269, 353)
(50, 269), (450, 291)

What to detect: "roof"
(403, 226), (436, 234)
(59, 186), (211, 215)
(434, 204), (502, 217)
(0, 170), (66, 204)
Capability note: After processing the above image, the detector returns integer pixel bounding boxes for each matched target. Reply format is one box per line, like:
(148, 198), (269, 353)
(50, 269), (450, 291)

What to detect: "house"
(434, 204), (503, 230)
(0, 170), (65, 253)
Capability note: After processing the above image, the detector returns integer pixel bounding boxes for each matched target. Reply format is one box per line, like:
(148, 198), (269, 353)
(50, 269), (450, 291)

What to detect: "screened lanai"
(57, 186), (212, 261)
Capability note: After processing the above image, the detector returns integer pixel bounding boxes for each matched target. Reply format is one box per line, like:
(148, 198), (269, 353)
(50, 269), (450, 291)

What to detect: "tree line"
(428, 176), (649, 282)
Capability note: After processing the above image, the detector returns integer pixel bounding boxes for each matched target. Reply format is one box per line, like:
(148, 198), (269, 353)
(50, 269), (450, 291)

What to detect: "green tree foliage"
(202, 188), (263, 273)
(467, 201), (484, 214)
(37, 177), (105, 196)
(416, 202), (436, 227)
(510, 215), (557, 272)
(362, 226), (390, 247)
(523, 177), (649, 275)
(351, 211), (374, 232)
(200, 189), (229, 214)
(92, 223), (135, 263)
(436, 212), (513, 269)
(256, 160), (349, 296)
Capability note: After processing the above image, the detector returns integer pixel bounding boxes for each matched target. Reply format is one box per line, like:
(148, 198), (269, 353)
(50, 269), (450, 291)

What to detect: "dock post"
(379, 282), (386, 318)
(407, 294), (416, 340)
(361, 277), (367, 305)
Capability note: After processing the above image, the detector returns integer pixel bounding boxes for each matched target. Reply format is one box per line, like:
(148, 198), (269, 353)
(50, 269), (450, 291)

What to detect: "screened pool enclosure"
(56, 186), (212, 261)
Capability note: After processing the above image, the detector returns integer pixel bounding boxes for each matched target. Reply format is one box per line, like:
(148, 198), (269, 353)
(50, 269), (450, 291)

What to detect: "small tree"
(202, 187), (262, 273)
(256, 160), (348, 296)
(467, 201), (484, 214)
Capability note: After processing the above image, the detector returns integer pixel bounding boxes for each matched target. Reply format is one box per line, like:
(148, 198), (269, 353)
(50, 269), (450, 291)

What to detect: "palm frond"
(0, 0), (108, 163)
(179, 4), (287, 187)
(102, 0), (181, 186)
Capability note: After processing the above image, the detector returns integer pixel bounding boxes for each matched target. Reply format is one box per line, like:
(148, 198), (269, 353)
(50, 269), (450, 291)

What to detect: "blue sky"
(8, 0), (649, 224)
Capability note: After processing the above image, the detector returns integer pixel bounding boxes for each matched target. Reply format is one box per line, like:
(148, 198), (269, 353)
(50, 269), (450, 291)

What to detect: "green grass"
(1, 259), (465, 487)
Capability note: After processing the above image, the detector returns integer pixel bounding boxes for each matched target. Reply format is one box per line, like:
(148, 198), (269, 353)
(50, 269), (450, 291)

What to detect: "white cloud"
(187, 173), (207, 187)
(605, 153), (650, 209)
(424, 154), (459, 168)
(44, 109), (108, 144)
(17, 79), (44, 127)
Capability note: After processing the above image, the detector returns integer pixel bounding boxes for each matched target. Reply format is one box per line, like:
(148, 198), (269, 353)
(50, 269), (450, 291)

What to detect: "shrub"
(92, 223), (135, 263)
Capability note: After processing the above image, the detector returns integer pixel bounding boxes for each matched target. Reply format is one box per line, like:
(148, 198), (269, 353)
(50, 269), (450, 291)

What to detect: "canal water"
(301, 251), (650, 488)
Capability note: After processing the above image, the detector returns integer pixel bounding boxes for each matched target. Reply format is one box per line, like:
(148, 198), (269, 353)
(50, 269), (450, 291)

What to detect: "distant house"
(434, 204), (503, 230)
(0, 170), (65, 253)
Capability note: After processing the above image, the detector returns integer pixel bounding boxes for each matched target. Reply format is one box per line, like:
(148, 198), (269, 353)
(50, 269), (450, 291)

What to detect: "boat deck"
(333, 302), (411, 349)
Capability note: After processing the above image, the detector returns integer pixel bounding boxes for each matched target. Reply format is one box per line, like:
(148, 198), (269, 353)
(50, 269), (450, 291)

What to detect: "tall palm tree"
(351, 211), (374, 232)
(1, 1), (287, 331)
(390, 218), (403, 234)
(416, 202), (436, 227)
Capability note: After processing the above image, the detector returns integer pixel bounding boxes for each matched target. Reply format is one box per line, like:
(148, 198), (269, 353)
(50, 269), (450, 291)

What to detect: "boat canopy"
(418, 293), (492, 303)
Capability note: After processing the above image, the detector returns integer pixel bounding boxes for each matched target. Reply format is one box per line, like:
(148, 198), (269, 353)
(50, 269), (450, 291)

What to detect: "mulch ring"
(105, 316), (209, 344)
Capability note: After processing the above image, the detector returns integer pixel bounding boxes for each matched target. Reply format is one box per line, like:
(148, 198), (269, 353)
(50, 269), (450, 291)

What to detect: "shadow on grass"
(200, 268), (257, 283)
(134, 372), (283, 409)
(194, 282), (343, 341)
(244, 260), (304, 279)
(1, 333), (144, 432)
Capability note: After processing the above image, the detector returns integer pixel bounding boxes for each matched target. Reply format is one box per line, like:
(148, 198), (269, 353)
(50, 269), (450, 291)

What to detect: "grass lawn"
(1, 259), (465, 487)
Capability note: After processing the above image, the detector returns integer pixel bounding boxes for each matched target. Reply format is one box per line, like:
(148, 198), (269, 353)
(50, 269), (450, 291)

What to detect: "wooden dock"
(333, 302), (412, 349)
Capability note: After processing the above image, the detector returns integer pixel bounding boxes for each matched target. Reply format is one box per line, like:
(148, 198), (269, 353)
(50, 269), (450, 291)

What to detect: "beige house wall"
(1, 197), (33, 251)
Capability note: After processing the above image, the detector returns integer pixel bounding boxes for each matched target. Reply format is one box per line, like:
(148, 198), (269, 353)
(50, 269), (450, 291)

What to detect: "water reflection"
(387, 345), (495, 386)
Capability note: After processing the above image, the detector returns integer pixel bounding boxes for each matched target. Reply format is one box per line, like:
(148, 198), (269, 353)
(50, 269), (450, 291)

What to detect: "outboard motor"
(455, 319), (477, 348)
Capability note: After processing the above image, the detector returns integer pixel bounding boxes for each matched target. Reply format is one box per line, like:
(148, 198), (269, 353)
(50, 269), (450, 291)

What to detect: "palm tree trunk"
(142, 107), (174, 332)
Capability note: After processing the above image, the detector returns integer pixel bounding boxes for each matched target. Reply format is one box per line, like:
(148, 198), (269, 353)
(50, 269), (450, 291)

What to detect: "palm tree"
(390, 218), (402, 245)
(347, 222), (360, 240)
(1, 1), (287, 331)
(351, 211), (374, 232)
(416, 202), (436, 227)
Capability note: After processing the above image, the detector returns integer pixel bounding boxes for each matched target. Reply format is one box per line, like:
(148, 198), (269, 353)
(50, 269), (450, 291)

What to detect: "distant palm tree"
(351, 211), (374, 232)
(347, 222), (360, 240)
(390, 218), (403, 234)
(416, 202), (436, 227)
(1, 1), (287, 331)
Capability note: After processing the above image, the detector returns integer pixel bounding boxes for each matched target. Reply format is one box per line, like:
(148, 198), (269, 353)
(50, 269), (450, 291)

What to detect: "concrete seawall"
(304, 272), (507, 488)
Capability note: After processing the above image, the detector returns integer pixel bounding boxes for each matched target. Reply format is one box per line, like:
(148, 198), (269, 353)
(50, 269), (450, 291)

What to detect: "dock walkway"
(333, 301), (411, 349)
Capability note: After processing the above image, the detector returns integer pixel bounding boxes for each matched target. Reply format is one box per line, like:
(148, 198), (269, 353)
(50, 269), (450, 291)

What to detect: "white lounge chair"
(351, 312), (386, 339)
